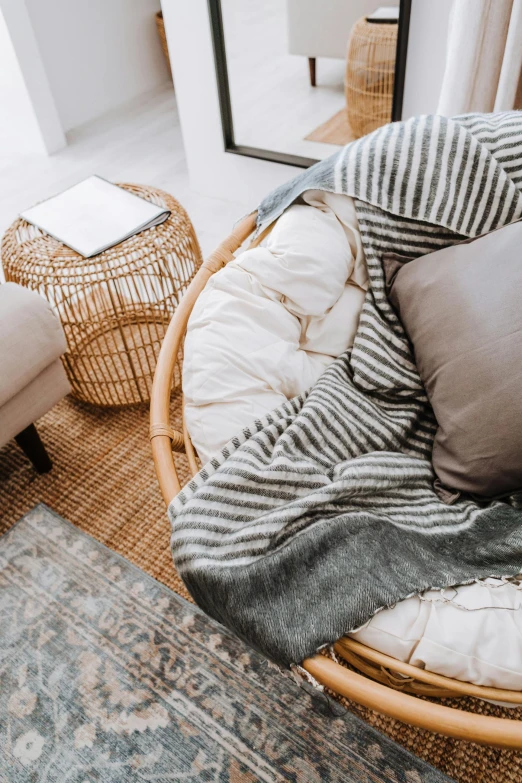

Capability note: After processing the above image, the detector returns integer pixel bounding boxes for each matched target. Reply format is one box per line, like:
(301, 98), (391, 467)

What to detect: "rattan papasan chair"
(150, 212), (522, 751)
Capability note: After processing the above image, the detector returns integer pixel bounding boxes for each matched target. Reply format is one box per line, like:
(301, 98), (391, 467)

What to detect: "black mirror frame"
(208, 0), (412, 169)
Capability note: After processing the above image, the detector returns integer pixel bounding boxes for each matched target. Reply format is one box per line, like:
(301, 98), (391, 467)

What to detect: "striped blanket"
(170, 113), (522, 667)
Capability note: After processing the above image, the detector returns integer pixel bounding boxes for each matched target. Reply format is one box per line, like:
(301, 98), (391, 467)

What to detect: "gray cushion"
(0, 283), (67, 408)
(383, 219), (522, 498)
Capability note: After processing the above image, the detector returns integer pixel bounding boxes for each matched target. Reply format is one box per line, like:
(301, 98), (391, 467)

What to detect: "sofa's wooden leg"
(308, 57), (316, 87)
(15, 424), (52, 473)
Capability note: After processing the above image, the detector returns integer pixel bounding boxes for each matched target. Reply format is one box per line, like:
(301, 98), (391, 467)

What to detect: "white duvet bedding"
(183, 192), (522, 699)
(349, 579), (522, 703)
(183, 191), (367, 464)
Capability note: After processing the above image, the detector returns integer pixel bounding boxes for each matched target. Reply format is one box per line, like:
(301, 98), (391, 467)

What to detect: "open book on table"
(21, 176), (170, 258)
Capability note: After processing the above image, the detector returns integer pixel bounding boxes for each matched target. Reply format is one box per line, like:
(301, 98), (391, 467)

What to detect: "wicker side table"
(345, 17), (398, 139)
(1, 184), (202, 408)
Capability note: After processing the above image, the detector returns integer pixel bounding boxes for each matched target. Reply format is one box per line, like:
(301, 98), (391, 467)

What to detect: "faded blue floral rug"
(0, 505), (452, 782)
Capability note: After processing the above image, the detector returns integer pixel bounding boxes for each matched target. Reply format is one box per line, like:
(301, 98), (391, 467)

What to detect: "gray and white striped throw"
(169, 113), (522, 667)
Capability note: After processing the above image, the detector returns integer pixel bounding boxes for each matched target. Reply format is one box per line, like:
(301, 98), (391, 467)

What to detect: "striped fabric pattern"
(169, 113), (522, 666)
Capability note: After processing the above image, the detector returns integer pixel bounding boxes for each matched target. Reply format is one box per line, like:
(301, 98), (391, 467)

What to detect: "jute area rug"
(305, 109), (355, 146)
(0, 394), (521, 782)
(0, 505), (450, 782)
(0, 392), (192, 602)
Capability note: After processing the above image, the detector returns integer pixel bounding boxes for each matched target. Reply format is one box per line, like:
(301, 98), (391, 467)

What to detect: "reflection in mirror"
(216, 0), (401, 165)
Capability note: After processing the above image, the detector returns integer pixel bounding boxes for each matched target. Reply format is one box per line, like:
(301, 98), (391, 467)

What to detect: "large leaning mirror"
(209, 0), (411, 167)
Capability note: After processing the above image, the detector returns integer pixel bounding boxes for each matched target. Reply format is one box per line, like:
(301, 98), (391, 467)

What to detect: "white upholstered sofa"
(286, 0), (399, 85)
(0, 283), (70, 472)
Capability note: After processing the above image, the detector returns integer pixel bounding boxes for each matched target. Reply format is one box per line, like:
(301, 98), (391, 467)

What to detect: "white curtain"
(437, 0), (522, 116)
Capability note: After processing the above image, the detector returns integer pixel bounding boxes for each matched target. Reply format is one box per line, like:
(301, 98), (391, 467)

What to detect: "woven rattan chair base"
(149, 213), (522, 749)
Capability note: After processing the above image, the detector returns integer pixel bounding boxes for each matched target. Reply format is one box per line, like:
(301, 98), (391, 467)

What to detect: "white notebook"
(21, 176), (170, 258)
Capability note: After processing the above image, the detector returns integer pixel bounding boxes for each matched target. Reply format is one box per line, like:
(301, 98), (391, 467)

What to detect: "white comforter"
(183, 192), (522, 700)
(184, 191), (367, 464)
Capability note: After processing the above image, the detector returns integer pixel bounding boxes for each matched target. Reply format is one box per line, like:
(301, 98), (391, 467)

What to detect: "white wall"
(0, 9), (44, 155)
(161, 0), (299, 206)
(24, 0), (171, 132)
(0, 0), (65, 153)
(402, 0), (454, 119)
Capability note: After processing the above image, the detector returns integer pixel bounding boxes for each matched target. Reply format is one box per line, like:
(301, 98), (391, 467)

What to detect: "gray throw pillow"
(383, 219), (522, 498)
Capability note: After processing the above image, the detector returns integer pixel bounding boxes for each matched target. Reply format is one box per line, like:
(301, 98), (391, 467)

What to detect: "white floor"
(222, 0), (346, 161)
(0, 84), (250, 270)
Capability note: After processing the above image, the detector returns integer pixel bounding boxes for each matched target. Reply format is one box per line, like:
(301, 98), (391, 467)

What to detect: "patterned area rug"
(0, 505), (451, 783)
(2, 399), (520, 782)
(0, 393), (193, 601)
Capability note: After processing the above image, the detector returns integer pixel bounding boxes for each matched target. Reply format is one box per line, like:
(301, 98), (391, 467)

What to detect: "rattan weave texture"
(155, 11), (172, 77)
(2, 184), (202, 407)
(345, 17), (397, 139)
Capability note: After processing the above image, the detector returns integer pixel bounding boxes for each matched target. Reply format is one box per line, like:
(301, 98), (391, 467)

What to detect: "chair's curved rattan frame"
(150, 212), (522, 750)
